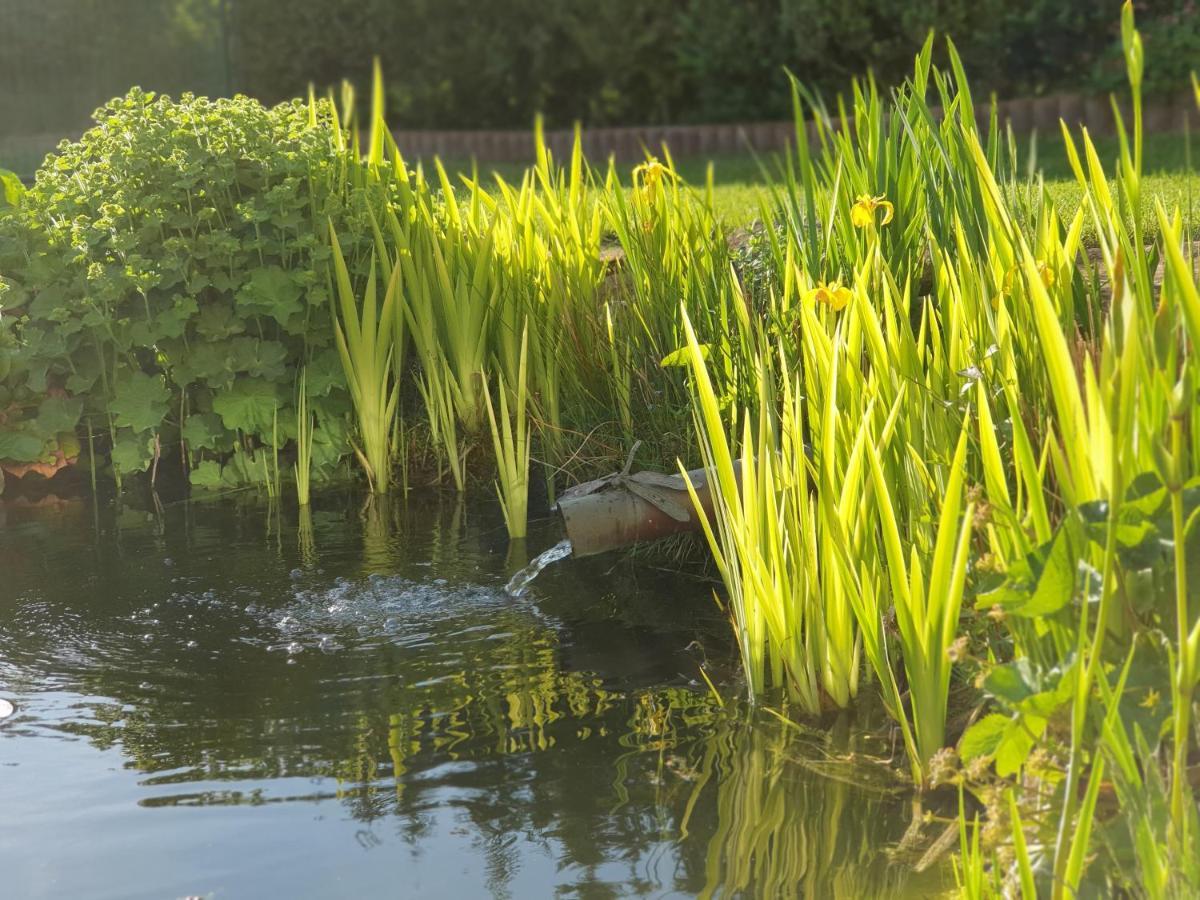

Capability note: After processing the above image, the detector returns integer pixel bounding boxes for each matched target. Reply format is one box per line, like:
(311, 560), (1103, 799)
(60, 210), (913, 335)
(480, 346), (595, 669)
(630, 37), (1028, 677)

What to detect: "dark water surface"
(0, 493), (945, 899)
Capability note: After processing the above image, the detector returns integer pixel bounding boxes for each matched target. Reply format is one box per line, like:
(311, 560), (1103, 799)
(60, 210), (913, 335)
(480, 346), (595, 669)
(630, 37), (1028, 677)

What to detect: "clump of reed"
(484, 323), (532, 540)
(294, 368), (313, 506)
(675, 3), (1197, 891)
(328, 224), (401, 495)
(301, 9), (1198, 889)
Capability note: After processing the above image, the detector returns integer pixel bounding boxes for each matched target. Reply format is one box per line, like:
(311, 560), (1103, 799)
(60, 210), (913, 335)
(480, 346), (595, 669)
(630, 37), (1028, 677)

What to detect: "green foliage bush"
(0, 89), (367, 489)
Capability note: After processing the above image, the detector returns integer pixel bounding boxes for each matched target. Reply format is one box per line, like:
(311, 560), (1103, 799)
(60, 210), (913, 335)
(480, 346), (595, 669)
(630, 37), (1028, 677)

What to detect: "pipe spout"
(555, 462), (738, 557)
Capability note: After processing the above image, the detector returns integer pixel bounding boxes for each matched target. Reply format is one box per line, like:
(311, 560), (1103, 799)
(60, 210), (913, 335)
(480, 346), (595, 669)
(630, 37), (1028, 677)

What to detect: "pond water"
(0, 492), (947, 898)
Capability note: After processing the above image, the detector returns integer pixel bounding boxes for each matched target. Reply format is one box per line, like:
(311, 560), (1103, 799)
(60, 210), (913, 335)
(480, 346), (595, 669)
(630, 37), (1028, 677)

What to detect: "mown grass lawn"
(440, 130), (1198, 239)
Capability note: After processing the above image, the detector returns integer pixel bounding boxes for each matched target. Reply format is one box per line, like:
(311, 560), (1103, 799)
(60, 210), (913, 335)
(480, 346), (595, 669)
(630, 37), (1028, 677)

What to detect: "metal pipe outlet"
(555, 457), (740, 558)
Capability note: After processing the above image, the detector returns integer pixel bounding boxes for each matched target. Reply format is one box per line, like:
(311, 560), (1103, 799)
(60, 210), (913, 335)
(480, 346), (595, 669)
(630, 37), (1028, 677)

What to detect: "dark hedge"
(231, 0), (1196, 129)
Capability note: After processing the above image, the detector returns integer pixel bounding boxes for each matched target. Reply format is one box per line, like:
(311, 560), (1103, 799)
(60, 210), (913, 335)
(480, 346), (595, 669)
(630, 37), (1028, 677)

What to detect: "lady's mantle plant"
(0, 89), (375, 489)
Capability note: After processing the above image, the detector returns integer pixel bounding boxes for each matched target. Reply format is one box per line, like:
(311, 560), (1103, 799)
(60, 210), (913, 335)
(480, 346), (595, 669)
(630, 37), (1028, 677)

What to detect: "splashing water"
(505, 539), (573, 598)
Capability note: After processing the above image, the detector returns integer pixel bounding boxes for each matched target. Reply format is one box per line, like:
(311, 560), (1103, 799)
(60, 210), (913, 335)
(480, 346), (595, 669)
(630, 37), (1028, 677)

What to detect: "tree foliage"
(231, 0), (1191, 129)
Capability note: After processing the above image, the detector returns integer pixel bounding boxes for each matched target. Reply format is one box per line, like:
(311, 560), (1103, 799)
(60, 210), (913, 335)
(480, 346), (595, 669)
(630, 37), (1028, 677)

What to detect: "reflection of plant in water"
(683, 707), (927, 899)
(5, 498), (943, 896)
(297, 504), (316, 567)
(335, 714), (382, 820)
(44, 619), (936, 896)
(427, 495), (465, 573)
(387, 710), (423, 791)
(359, 492), (396, 574)
(610, 688), (720, 813)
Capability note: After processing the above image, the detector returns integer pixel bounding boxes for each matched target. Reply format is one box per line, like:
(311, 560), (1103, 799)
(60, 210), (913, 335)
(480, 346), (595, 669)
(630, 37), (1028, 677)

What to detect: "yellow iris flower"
(1003, 260), (1055, 294)
(805, 280), (853, 311)
(632, 158), (673, 203)
(851, 193), (894, 228)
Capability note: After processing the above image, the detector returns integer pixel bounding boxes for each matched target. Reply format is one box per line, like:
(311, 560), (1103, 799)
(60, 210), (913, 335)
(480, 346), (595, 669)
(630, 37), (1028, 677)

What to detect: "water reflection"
(689, 713), (918, 897)
(0, 493), (945, 898)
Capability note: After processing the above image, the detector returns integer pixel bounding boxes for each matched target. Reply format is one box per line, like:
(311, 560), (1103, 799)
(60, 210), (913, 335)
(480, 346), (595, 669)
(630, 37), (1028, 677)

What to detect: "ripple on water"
(261, 574), (556, 657)
(0, 570), (557, 687)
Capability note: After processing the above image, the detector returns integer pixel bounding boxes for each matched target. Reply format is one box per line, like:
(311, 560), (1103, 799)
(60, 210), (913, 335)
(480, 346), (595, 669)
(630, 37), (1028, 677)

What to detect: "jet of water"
(505, 539), (573, 598)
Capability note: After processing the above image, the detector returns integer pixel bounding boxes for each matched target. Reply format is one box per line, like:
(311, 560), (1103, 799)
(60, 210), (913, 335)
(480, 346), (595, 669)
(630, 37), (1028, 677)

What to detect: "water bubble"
(141, 633), (154, 642)
(289, 569), (303, 581)
(163, 558), (174, 567)
(286, 642), (303, 655)
(185, 640), (199, 649)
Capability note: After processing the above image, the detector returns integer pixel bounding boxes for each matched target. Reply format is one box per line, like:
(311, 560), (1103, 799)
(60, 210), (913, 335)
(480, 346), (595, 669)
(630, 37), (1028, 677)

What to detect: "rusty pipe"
(555, 461), (740, 557)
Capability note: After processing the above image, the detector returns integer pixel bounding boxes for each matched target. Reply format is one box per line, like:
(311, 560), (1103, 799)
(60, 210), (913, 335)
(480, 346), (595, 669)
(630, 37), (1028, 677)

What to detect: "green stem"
(1052, 486), (1124, 898)
(1169, 418), (1192, 848)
